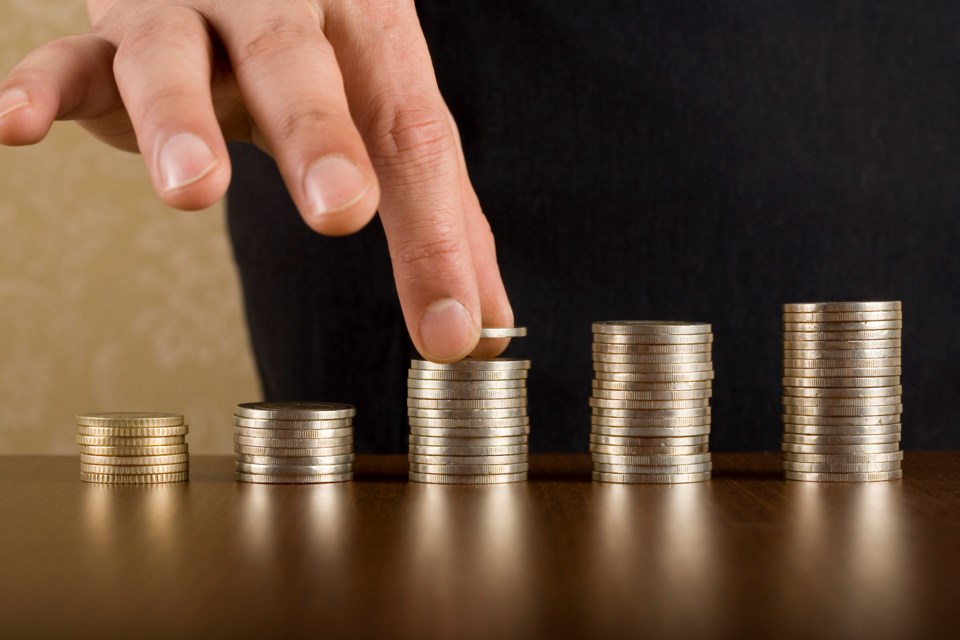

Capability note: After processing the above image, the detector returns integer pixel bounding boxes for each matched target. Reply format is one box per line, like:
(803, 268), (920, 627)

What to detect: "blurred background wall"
(0, 1), (260, 453)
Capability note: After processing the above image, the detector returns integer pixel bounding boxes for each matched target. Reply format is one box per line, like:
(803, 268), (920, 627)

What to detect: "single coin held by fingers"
(479, 326), (527, 339)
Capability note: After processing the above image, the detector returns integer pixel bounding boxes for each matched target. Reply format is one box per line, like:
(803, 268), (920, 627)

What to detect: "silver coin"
(783, 338), (902, 350)
(237, 454), (356, 465)
(781, 442), (901, 454)
(407, 416), (530, 428)
(593, 462), (713, 474)
(783, 329), (902, 341)
(782, 357), (901, 369)
(589, 434), (710, 446)
(236, 461), (353, 475)
(479, 326), (527, 338)
(408, 454), (528, 465)
(782, 348), (901, 359)
(594, 362), (714, 373)
(591, 407), (710, 418)
(406, 378), (526, 390)
(781, 375), (901, 388)
(591, 379), (712, 391)
(410, 359), (531, 371)
(409, 426), (530, 438)
(408, 444), (528, 456)
(592, 321), (711, 335)
(590, 415), (711, 428)
(234, 444), (354, 457)
(409, 462), (529, 475)
(76, 412), (184, 427)
(233, 416), (353, 430)
(782, 433), (901, 445)
(784, 469), (902, 482)
(590, 443), (710, 455)
(234, 426), (354, 439)
(783, 460), (902, 473)
(594, 371), (715, 383)
(782, 310), (902, 322)
(77, 425), (189, 437)
(592, 333), (713, 345)
(783, 423), (901, 436)
(589, 397), (710, 410)
(591, 425), (711, 438)
(592, 342), (712, 354)
(782, 385), (902, 398)
(590, 453), (711, 465)
(234, 435), (353, 448)
(406, 397), (528, 409)
(782, 367), (902, 378)
(781, 395), (901, 407)
(590, 387), (713, 400)
(409, 435), (528, 447)
(236, 472), (353, 484)
(782, 451), (904, 463)
(592, 352), (713, 364)
(409, 472), (526, 484)
(784, 320), (903, 332)
(782, 404), (903, 417)
(408, 407), (527, 419)
(80, 453), (189, 466)
(592, 471), (711, 484)
(782, 413), (901, 426)
(407, 369), (529, 381)
(235, 402), (355, 420)
(783, 301), (901, 313)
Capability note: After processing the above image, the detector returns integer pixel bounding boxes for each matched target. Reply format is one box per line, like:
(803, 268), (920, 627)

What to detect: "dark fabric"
(227, 1), (960, 452)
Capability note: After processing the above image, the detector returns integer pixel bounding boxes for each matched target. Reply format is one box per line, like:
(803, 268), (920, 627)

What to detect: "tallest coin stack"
(781, 301), (903, 482)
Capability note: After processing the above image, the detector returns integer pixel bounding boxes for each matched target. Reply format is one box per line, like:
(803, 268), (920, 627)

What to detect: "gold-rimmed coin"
(588, 397), (710, 410)
(783, 423), (901, 436)
(76, 412), (184, 427)
(76, 435), (185, 447)
(79, 444), (189, 457)
(781, 375), (900, 388)
(81, 463), (189, 475)
(782, 385), (902, 398)
(782, 310), (902, 322)
(782, 367), (901, 378)
(781, 395), (901, 407)
(782, 358), (901, 369)
(81, 472), (188, 484)
(783, 329), (902, 341)
(782, 413), (901, 426)
(77, 425), (189, 437)
(782, 433), (900, 445)
(782, 348), (901, 359)
(79, 453), (189, 466)
(781, 442), (901, 454)
(782, 404), (903, 417)
(783, 301), (901, 313)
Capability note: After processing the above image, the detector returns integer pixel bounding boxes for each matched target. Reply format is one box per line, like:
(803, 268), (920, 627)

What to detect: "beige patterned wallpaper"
(0, 1), (260, 453)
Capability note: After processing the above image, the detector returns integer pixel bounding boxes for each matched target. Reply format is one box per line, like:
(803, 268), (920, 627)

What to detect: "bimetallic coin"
(235, 402), (355, 420)
(783, 301), (901, 313)
(591, 321), (711, 335)
(782, 348), (901, 359)
(410, 359), (531, 371)
(782, 451), (904, 464)
(409, 472), (527, 484)
(781, 442), (901, 454)
(593, 462), (713, 474)
(408, 444), (528, 457)
(592, 352), (713, 364)
(409, 462), (529, 475)
(592, 333), (713, 345)
(234, 444), (354, 457)
(592, 342), (712, 354)
(81, 471), (188, 484)
(781, 395), (901, 407)
(80, 453), (189, 466)
(406, 397), (528, 409)
(408, 407), (527, 419)
(588, 397), (710, 410)
(236, 462), (353, 475)
(235, 426), (354, 439)
(782, 310), (902, 322)
(592, 471), (711, 484)
(235, 435), (353, 448)
(783, 423), (901, 436)
(594, 362), (714, 373)
(76, 412), (184, 427)
(409, 435), (528, 448)
(76, 435), (185, 447)
(590, 453), (711, 465)
(782, 329), (902, 341)
(782, 367), (901, 378)
(594, 371), (715, 383)
(79, 444), (189, 457)
(408, 454), (528, 465)
(591, 425), (711, 438)
(591, 379), (712, 391)
(591, 415), (711, 428)
(238, 454), (355, 465)
(407, 378), (526, 390)
(782, 413), (901, 426)
(406, 388), (527, 400)
(782, 358), (901, 369)
(233, 416), (353, 430)
(409, 426), (529, 438)
(783, 461), (902, 473)
(781, 376), (901, 388)
(782, 404), (903, 417)
(783, 339), (902, 350)
(782, 433), (901, 445)
(590, 443), (710, 455)
(782, 385), (902, 398)
(77, 425), (189, 437)
(589, 434), (710, 446)
(81, 462), (189, 475)
(784, 469), (902, 482)
(407, 369), (529, 381)
(590, 388), (713, 400)
(237, 472), (353, 484)
(592, 407), (710, 419)
(479, 326), (527, 338)
(407, 416), (529, 428)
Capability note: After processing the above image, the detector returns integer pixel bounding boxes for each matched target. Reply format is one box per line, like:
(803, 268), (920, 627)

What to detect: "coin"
(409, 463), (530, 475)
(782, 367), (901, 378)
(234, 426), (354, 439)
(590, 443), (710, 455)
(408, 435), (528, 447)
(236, 462), (353, 475)
(409, 472), (527, 484)
(410, 359), (531, 371)
(408, 454), (528, 465)
(593, 462), (713, 474)
(590, 388), (713, 400)
(783, 423), (902, 436)
(783, 339), (902, 350)
(234, 435), (353, 448)
(782, 413), (901, 426)
(76, 412), (184, 427)
(233, 416), (354, 430)
(479, 326), (527, 338)
(592, 333), (713, 345)
(407, 369), (529, 381)
(590, 415), (711, 428)
(592, 471), (711, 484)
(234, 444), (354, 457)
(589, 434), (710, 446)
(783, 461), (902, 473)
(79, 444), (189, 457)
(408, 444), (529, 456)
(81, 472), (188, 484)
(590, 453), (712, 465)
(784, 470), (902, 482)
(81, 462), (190, 474)
(407, 416), (530, 428)
(407, 407), (527, 419)
(592, 321), (711, 335)
(594, 362), (714, 373)
(591, 425), (711, 438)
(782, 451), (904, 463)
(592, 342), (712, 354)
(594, 371), (715, 383)
(588, 397), (710, 410)
(781, 376), (901, 388)
(236, 472), (353, 484)
(781, 442), (901, 454)
(781, 395), (901, 407)
(782, 348), (901, 359)
(235, 402), (355, 420)
(783, 301), (901, 313)
(406, 397), (528, 409)
(782, 357), (901, 369)
(406, 387), (527, 399)
(592, 352), (713, 364)
(591, 407), (710, 418)
(80, 453), (189, 466)
(409, 426), (530, 438)
(782, 404), (903, 417)
(784, 320), (903, 332)
(237, 454), (356, 465)
(782, 433), (901, 445)
(76, 435), (185, 447)
(591, 379), (713, 391)
(782, 329), (902, 341)
(782, 385), (902, 398)
(782, 310), (902, 322)
(77, 425), (189, 437)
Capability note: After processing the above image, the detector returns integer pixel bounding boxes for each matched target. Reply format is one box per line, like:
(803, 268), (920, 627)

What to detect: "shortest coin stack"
(234, 402), (355, 484)
(76, 412), (189, 484)
(782, 301), (904, 482)
(590, 321), (714, 484)
(408, 326), (530, 484)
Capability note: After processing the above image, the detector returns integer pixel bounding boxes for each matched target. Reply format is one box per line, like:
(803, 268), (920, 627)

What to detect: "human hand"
(0, 0), (513, 361)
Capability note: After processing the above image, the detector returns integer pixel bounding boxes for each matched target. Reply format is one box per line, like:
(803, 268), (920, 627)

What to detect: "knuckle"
(272, 101), (340, 145)
(236, 21), (324, 71)
(114, 8), (207, 72)
(367, 100), (453, 166)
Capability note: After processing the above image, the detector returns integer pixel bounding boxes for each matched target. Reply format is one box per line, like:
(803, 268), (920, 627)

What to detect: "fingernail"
(419, 298), (476, 361)
(304, 154), (368, 217)
(0, 89), (30, 119)
(158, 133), (218, 191)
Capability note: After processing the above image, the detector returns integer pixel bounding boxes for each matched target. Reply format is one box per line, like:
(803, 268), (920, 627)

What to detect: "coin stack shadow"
(408, 353), (531, 484)
(782, 301), (904, 482)
(590, 321), (714, 483)
(234, 402), (356, 483)
(76, 412), (189, 484)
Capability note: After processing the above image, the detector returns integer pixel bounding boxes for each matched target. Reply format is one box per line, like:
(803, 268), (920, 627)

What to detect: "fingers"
(211, 3), (379, 236)
(0, 35), (120, 147)
(112, 7), (230, 209)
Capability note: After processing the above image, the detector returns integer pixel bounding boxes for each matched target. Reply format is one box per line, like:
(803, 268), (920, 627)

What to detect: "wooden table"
(0, 453), (957, 639)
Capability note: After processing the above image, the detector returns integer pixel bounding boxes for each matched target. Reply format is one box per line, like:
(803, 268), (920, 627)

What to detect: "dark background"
(227, 1), (960, 452)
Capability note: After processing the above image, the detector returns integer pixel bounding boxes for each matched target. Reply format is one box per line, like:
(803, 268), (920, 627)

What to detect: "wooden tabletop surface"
(0, 453), (957, 640)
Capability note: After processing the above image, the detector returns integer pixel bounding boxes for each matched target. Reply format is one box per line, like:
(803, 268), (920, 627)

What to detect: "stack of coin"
(590, 321), (714, 484)
(76, 412), (189, 484)
(408, 327), (530, 484)
(782, 301), (903, 482)
(234, 402), (355, 484)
